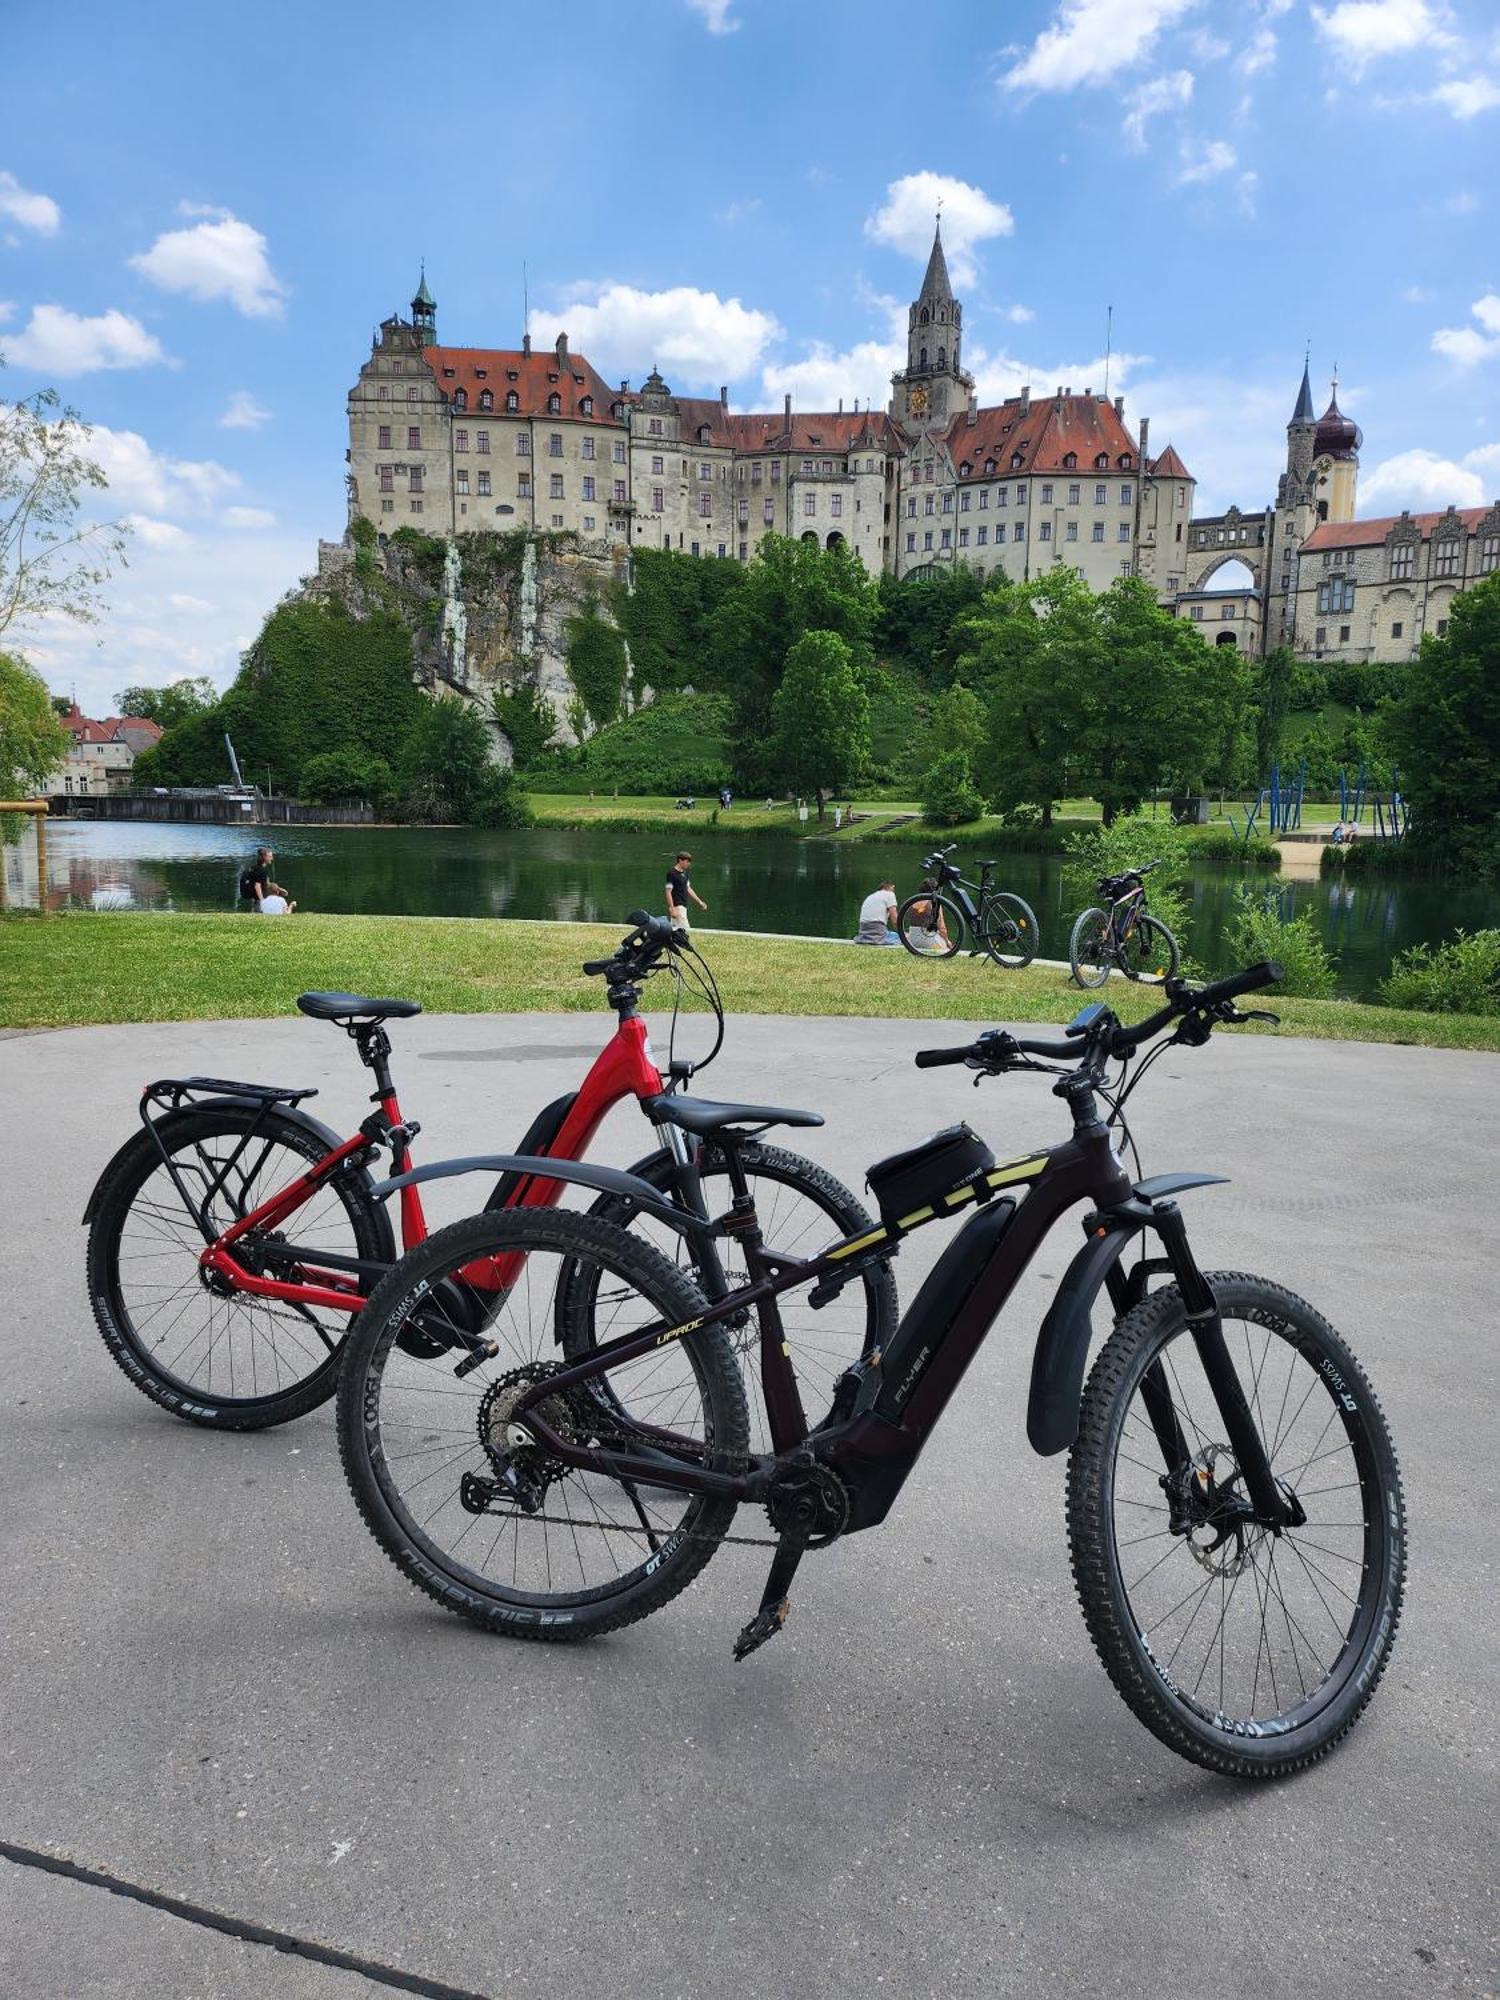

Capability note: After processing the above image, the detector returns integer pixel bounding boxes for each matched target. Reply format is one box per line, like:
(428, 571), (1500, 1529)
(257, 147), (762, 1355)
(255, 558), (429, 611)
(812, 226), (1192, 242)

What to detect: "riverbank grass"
(3, 913), (1497, 1052)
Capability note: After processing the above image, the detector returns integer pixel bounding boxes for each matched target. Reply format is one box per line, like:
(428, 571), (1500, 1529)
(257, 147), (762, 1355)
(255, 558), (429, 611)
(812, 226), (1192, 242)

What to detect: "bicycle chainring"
(763, 1460), (851, 1548)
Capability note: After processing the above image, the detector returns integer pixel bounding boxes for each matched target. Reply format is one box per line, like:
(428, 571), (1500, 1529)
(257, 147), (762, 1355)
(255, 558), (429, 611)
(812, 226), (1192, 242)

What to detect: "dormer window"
(580, 396), (593, 416)
(548, 372), (559, 383)
(547, 393), (561, 414)
(1118, 454), (1132, 469)
(1095, 453), (1108, 469)
(505, 391), (519, 411)
(442, 367), (456, 378)
(959, 461), (971, 477)
(1010, 453), (1023, 470)
(452, 388), (466, 409)
(985, 458), (996, 475)
(699, 424), (711, 444)
(475, 368), (487, 379)
(506, 370), (519, 381)
(573, 374), (584, 385)
(1063, 452), (1077, 468)
(479, 390), (493, 410)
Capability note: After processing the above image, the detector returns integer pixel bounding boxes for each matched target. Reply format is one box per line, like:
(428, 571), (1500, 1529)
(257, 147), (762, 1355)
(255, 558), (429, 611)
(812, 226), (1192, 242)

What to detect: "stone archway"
(1193, 553), (1260, 593)
(800, 530), (819, 545)
(826, 531), (845, 550)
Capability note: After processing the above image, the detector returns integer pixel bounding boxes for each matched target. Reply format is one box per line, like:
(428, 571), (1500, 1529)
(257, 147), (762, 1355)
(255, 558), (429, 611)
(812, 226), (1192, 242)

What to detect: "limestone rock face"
(310, 528), (625, 757)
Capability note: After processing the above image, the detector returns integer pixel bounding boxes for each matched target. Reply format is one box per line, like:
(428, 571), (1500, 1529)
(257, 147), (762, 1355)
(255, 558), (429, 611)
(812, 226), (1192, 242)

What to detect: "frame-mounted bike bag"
(865, 1123), (995, 1229)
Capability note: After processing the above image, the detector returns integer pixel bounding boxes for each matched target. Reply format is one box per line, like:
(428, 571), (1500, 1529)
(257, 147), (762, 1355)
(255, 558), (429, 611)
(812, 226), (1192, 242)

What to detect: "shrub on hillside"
(920, 749), (985, 827)
(1380, 929), (1500, 1015)
(1225, 887), (1337, 998)
(299, 747), (395, 810)
(396, 696), (533, 827)
(578, 693), (732, 793)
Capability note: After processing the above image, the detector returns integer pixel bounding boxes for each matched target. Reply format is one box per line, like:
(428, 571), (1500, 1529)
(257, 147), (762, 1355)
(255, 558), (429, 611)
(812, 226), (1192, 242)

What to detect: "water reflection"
(12, 817), (1497, 1003)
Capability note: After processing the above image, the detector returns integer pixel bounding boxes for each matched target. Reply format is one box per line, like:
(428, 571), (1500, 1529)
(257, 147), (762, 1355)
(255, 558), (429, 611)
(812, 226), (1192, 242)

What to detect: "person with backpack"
(239, 847), (274, 908)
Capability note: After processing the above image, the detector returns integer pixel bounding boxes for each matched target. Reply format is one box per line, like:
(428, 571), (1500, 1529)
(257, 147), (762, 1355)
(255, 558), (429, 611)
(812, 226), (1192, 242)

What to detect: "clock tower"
(890, 219), (975, 436)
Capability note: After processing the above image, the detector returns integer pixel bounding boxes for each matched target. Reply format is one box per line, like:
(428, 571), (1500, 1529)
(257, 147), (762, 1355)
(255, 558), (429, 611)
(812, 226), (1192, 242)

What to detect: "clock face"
(910, 386), (929, 417)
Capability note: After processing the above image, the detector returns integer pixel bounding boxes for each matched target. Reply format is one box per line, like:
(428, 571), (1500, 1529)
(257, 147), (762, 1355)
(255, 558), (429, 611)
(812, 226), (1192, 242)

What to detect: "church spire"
(411, 264), (436, 341)
(1290, 354), (1315, 427)
(919, 218), (953, 305)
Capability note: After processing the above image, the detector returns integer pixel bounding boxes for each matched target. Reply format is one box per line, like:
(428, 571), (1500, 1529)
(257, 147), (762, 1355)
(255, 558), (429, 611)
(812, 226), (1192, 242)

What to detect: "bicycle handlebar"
(581, 910), (690, 979)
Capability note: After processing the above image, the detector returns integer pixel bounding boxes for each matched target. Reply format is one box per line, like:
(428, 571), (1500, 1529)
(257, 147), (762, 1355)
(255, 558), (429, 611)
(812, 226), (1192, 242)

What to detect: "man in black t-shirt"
(665, 850), (708, 930)
(239, 846), (274, 907)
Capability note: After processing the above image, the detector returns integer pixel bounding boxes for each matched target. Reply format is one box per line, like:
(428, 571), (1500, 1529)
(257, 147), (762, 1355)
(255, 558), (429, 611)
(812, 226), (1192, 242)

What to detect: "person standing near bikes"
(665, 851), (708, 930)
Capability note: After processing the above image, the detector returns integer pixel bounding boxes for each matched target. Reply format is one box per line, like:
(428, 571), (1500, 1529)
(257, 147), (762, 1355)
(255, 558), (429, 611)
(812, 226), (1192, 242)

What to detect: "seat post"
(354, 1023), (396, 1099)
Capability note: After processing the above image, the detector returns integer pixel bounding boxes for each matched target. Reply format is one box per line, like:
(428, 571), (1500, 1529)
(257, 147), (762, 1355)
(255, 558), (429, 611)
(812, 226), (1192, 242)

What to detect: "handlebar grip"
(1194, 959), (1284, 1010)
(1011, 1035), (1078, 1059)
(581, 957), (615, 976)
(914, 1045), (973, 1068)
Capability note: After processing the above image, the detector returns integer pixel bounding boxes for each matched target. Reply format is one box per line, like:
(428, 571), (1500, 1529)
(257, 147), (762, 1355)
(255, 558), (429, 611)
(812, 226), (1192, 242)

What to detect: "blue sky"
(3, 0), (1497, 713)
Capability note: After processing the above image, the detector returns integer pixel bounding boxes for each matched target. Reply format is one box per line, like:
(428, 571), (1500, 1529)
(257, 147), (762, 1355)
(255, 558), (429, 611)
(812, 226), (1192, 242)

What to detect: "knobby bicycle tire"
(980, 892), (1040, 970)
(1067, 1273), (1405, 1778)
(337, 1207), (749, 1641)
(1069, 908), (1112, 988)
(87, 1104), (387, 1429)
(896, 890), (965, 959)
(1120, 913), (1180, 986)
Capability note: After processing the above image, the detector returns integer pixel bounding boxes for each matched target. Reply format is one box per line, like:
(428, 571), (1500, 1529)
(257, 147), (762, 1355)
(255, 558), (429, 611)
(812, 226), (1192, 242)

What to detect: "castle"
(346, 233), (1497, 665)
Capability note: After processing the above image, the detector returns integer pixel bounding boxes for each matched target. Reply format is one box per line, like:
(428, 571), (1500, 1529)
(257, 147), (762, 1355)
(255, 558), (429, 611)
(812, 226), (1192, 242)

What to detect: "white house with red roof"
(47, 703), (162, 796)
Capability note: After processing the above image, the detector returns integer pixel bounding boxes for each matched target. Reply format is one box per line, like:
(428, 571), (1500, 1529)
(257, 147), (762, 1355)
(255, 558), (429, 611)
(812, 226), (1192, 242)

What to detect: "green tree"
(394, 695), (533, 827)
(919, 748), (984, 827)
(0, 370), (129, 641)
(1252, 646), (1294, 781)
(565, 602), (629, 731)
(0, 651), (69, 796)
(768, 629), (869, 817)
(299, 747), (395, 809)
(491, 679), (556, 768)
(710, 535), (877, 788)
(610, 546), (745, 698)
(1380, 572), (1500, 873)
(963, 569), (1091, 826)
(875, 565), (987, 686)
(116, 677), (217, 731)
(931, 681), (985, 762)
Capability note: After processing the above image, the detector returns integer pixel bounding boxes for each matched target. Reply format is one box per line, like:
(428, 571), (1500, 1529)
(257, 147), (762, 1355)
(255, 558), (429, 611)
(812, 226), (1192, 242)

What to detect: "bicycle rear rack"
(142, 1076), (319, 1114)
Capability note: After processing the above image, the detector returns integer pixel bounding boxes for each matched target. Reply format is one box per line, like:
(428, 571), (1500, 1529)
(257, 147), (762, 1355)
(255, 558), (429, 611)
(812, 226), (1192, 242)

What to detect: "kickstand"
(732, 1534), (803, 1662)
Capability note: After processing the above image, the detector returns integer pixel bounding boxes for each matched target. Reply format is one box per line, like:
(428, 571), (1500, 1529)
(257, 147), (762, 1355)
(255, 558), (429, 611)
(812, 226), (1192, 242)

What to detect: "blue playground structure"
(1233, 760), (1307, 844)
(1337, 760), (1411, 842)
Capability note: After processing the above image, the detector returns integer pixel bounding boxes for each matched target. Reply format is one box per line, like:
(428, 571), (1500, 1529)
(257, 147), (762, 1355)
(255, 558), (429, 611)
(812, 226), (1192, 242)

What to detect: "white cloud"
(528, 283), (780, 387)
(966, 345), (1149, 407)
(4, 304), (169, 375)
(1361, 448), (1486, 510)
(1311, 0), (1454, 75)
(122, 514), (192, 550)
(1003, 0), (1200, 91)
(1188, 28), (1230, 60)
(78, 422), (240, 514)
(1004, 304), (1036, 324)
(223, 505), (277, 528)
(219, 389), (272, 429)
(0, 171), (60, 236)
(1432, 294), (1500, 365)
(1428, 76), (1500, 117)
(864, 173), (1014, 289)
(1243, 25), (1279, 73)
(1122, 69), (1194, 150)
(168, 593), (216, 614)
(762, 336), (905, 413)
(1121, 366), (1293, 512)
(715, 198), (762, 225)
(685, 0), (738, 32)
(1175, 137), (1238, 183)
(0, 301), (13, 322)
(128, 205), (287, 318)
(1402, 285), (1431, 302)
(1463, 441), (1500, 473)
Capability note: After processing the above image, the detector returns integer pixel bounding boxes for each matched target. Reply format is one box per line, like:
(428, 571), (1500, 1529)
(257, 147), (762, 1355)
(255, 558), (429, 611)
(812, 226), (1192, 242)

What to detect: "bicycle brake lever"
(1234, 1007), (1281, 1026)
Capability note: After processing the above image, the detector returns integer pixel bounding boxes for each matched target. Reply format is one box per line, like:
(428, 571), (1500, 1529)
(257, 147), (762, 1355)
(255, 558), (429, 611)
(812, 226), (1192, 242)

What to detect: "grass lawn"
(3, 912), (1496, 1052)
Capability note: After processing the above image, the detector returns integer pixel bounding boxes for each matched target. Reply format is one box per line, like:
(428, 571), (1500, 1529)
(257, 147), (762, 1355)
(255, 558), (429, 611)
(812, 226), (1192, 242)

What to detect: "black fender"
(1026, 1172), (1229, 1457)
(376, 1154), (699, 1234)
(80, 1095), (393, 1267)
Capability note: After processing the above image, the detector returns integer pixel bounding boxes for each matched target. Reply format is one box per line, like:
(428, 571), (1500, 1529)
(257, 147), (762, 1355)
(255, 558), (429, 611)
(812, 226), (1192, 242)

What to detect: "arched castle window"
(505, 391), (518, 411)
(479, 389), (493, 410)
(937, 348), (946, 369)
(938, 307), (946, 324)
(547, 393), (561, 414)
(920, 307), (929, 325)
(919, 348), (928, 368)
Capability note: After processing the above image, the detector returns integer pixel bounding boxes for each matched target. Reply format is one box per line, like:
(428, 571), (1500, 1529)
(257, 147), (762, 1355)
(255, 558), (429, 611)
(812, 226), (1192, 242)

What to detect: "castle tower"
(411, 265), (437, 345)
(890, 220), (975, 433)
(1312, 380), (1360, 523)
(1278, 358), (1318, 503)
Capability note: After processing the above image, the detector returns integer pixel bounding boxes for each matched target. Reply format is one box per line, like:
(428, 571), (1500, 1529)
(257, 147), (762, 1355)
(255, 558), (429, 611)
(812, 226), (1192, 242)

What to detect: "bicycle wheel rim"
(1101, 1306), (1395, 1744)
(1070, 911), (1111, 988)
(896, 892), (963, 959)
(1120, 915), (1177, 985)
(354, 1219), (733, 1611)
(99, 1117), (366, 1408)
(982, 894), (1039, 970)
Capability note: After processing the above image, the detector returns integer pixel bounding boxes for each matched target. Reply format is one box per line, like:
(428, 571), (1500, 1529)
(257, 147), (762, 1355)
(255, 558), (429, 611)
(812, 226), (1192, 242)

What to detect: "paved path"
(2, 1012), (1496, 1999)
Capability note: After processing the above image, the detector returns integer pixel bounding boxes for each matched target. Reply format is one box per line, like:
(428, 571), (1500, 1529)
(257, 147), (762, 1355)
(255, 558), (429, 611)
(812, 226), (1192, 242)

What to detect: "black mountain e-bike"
(335, 961), (1405, 1779)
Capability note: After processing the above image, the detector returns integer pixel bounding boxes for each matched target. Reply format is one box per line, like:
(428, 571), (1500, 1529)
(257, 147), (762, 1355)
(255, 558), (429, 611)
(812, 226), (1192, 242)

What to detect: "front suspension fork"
(1147, 1202), (1296, 1530)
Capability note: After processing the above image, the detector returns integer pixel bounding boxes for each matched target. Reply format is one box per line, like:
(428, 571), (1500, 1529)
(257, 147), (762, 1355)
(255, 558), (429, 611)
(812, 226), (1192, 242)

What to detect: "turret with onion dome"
(1314, 382), (1361, 462)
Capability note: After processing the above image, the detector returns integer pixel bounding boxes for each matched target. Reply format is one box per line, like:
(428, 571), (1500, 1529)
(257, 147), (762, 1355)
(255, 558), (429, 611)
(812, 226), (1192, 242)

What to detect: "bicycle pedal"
(732, 1598), (790, 1662)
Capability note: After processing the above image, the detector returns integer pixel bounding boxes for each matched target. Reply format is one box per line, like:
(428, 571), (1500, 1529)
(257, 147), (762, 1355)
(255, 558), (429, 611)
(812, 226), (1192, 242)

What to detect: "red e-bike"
(85, 915), (897, 1438)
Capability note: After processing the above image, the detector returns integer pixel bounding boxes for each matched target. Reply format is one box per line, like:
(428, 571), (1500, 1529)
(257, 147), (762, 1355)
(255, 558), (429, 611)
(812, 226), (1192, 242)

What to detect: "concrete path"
(2, 1010), (1496, 1999)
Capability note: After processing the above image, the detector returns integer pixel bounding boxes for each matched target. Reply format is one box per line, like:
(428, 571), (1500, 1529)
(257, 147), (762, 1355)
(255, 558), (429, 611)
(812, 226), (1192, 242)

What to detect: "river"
(9, 819), (1497, 1002)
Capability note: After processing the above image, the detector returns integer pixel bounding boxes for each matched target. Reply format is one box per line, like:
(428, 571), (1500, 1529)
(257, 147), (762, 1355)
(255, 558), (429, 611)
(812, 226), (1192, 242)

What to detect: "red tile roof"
(60, 710), (163, 746)
(422, 344), (623, 425)
(940, 393), (1141, 480)
(1148, 444), (1192, 480)
(725, 408), (905, 456)
(1301, 506), (1494, 551)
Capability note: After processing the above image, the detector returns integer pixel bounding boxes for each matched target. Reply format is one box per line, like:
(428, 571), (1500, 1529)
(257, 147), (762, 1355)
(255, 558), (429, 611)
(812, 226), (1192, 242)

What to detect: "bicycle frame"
(498, 1093), (1295, 1535)
(1105, 881), (1146, 953)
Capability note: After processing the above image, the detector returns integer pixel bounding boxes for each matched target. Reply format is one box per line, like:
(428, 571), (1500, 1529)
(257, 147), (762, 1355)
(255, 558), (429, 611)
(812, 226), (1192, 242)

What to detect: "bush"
(1065, 809), (1193, 962)
(1225, 886), (1338, 998)
(299, 747), (394, 810)
(396, 695), (532, 826)
(920, 749), (984, 827)
(576, 692), (733, 793)
(565, 602), (628, 729)
(1381, 929), (1500, 1015)
(492, 680), (556, 768)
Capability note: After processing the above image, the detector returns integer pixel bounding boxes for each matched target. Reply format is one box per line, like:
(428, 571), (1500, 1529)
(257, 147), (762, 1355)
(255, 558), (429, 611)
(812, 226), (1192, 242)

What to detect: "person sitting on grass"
(855, 880), (900, 946)
(257, 882), (296, 915)
(903, 876), (949, 953)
